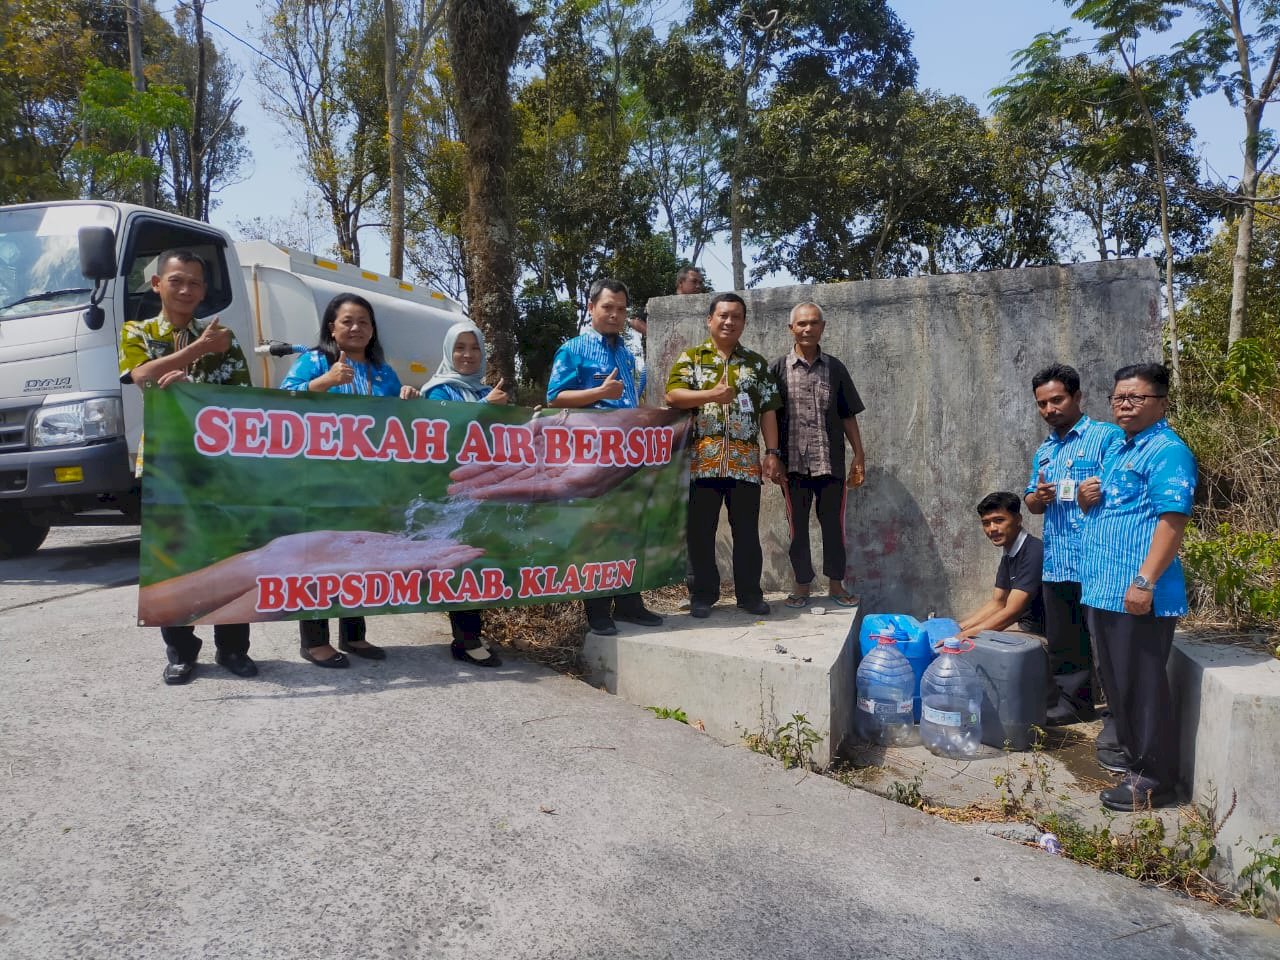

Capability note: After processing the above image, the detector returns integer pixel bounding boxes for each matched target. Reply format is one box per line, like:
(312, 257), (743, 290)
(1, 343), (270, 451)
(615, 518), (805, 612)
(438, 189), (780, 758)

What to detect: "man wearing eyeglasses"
(1078, 363), (1196, 811)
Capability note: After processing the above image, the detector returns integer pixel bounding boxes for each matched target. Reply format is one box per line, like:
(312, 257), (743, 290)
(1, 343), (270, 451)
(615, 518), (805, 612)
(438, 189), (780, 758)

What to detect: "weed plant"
(743, 713), (824, 771)
(1175, 334), (1280, 639)
(646, 705), (689, 724)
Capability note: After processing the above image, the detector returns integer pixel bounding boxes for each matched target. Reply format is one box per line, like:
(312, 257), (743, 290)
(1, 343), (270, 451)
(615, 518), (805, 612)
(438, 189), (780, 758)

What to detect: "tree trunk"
(190, 0), (208, 221)
(447, 0), (526, 386)
(384, 0), (405, 278)
(1121, 47), (1179, 387)
(1229, 104), (1262, 346)
(124, 0), (155, 207)
(729, 32), (748, 290)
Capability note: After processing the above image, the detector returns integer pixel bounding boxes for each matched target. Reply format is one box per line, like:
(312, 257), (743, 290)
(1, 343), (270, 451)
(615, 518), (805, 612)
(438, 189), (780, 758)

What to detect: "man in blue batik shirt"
(547, 278), (662, 636)
(1078, 363), (1196, 812)
(1024, 364), (1124, 727)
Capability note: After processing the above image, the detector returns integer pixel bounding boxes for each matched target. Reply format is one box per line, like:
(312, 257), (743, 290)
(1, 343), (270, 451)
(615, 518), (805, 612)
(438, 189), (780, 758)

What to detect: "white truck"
(0, 200), (467, 557)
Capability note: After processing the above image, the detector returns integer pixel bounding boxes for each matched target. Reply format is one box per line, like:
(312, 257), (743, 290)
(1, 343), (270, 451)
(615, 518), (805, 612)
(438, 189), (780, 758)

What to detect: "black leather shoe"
(338, 638), (387, 660)
(737, 599), (771, 616)
(689, 602), (712, 619)
(1101, 774), (1175, 811)
(588, 618), (618, 636)
(614, 607), (663, 627)
(300, 645), (349, 668)
(451, 641), (502, 667)
(215, 651), (259, 677)
(1096, 747), (1129, 774)
(163, 660), (196, 685)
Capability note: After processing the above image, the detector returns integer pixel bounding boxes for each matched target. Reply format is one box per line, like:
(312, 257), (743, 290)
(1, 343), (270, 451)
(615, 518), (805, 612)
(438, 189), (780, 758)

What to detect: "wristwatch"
(765, 448), (782, 457)
(1131, 574), (1153, 591)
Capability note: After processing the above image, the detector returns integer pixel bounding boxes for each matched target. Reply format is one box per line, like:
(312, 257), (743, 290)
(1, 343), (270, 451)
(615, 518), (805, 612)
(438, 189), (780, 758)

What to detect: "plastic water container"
(857, 613), (936, 720)
(918, 617), (961, 649)
(855, 626), (919, 746)
(969, 630), (1050, 751)
(919, 637), (984, 759)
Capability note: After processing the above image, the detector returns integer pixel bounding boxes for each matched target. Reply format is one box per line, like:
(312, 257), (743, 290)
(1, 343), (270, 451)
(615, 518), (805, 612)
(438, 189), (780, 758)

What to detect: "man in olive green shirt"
(117, 249), (256, 685)
(665, 292), (782, 618)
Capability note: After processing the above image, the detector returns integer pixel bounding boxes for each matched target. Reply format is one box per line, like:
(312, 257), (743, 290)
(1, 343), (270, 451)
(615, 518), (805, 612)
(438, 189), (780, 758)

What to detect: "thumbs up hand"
(487, 377), (511, 405)
(597, 367), (625, 401)
(197, 316), (232, 356)
(322, 350), (355, 389)
(706, 365), (735, 405)
(1034, 468), (1056, 505)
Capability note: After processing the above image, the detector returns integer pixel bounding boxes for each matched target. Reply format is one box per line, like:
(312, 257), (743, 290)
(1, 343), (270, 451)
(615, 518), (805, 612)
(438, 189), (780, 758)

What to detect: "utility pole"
(125, 0), (155, 207)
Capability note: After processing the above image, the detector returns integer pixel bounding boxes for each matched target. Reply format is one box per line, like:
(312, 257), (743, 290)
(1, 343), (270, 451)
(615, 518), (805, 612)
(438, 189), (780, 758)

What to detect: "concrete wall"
(645, 260), (1161, 617)
(1170, 637), (1280, 914)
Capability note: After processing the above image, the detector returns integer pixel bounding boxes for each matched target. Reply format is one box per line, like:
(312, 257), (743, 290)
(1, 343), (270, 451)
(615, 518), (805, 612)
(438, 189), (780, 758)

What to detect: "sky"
(198, 0), (1251, 293)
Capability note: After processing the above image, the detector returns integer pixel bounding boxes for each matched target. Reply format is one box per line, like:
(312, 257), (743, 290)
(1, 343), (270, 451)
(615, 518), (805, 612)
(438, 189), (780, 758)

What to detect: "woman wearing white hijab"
(417, 320), (509, 665)
(418, 321), (509, 404)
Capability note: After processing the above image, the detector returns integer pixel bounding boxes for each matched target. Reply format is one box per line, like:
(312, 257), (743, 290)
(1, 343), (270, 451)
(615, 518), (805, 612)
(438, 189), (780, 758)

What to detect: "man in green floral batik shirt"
(666, 292), (783, 619)
(118, 249), (256, 686)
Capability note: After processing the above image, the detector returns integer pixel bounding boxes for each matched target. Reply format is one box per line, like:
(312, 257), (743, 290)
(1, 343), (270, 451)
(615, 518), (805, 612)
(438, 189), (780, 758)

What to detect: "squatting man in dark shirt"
(956, 491), (1046, 640)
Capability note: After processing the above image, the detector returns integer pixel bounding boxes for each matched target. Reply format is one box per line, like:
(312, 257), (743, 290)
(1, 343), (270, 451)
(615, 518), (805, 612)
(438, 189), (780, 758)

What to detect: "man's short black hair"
(976, 491), (1022, 516)
(1114, 362), (1170, 392)
(676, 265), (702, 284)
(156, 249), (207, 279)
(707, 291), (745, 316)
(1031, 363), (1080, 395)
(588, 278), (629, 306)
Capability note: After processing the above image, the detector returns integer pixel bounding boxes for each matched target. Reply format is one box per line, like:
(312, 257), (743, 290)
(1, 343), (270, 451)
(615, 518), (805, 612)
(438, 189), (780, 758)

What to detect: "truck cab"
(0, 201), (255, 556)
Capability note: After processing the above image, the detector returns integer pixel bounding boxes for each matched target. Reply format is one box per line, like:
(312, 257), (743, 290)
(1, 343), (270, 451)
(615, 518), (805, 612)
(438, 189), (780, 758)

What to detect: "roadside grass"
(828, 733), (1277, 915)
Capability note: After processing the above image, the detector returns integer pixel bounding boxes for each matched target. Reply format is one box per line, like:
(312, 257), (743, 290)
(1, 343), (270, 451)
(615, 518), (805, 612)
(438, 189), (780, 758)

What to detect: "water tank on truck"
(235, 240), (467, 391)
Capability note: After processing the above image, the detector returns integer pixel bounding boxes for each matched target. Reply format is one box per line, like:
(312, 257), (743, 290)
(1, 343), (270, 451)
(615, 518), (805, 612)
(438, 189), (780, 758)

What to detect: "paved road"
(1, 527), (1277, 959)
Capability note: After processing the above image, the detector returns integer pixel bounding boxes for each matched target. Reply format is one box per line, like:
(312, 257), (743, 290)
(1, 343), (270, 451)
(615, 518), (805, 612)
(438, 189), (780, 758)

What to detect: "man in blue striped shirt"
(547, 278), (661, 635)
(1079, 363), (1196, 811)
(1024, 364), (1124, 727)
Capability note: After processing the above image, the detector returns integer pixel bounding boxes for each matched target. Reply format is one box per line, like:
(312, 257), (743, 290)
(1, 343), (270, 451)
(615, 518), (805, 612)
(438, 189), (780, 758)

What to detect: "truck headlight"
(31, 398), (124, 448)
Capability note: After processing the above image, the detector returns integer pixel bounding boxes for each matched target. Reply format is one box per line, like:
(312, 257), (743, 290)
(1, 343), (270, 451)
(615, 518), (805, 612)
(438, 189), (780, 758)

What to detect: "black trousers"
(582, 593), (645, 625)
(687, 477), (763, 606)
(1085, 606), (1179, 787)
(783, 473), (846, 585)
(299, 617), (365, 648)
(1042, 581), (1094, 678)
(161, 624), (249, 662)
(449, 610), (483, 642)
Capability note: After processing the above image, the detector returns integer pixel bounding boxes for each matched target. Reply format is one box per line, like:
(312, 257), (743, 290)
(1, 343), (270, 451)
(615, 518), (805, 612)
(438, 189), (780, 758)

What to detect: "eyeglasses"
(1107, 393), (1166, 408)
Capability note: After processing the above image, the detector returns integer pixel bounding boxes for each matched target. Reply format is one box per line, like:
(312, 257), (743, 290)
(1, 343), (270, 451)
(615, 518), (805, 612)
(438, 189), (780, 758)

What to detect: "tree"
(511, 6), (658, 310)
(637, 0), (916, 288)
(750, 89), (999, 281)
(402, 41), (470, 300)
(74, 62), (191, 201)
(995, 35), (1209, 259)
(259, 0), (388, 264)
(158, 0), (248, 220)
(446, 0), (530, 384)
(0, 0), (129, 202)
(382, 0), (445, 278)
(1065, 1), (1280, 347)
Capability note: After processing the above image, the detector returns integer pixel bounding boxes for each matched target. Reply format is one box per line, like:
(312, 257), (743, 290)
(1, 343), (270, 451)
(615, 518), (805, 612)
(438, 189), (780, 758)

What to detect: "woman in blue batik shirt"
(418, 320), (509, 666)
(281, 292), (411, 668)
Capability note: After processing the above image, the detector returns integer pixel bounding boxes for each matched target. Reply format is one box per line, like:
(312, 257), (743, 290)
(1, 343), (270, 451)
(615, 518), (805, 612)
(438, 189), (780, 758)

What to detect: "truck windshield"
(0, 204), (117, 321)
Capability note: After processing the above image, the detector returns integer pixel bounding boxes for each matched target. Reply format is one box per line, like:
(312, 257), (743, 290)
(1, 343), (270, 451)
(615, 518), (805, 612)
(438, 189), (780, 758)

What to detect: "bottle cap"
(876, 623), (904, 644)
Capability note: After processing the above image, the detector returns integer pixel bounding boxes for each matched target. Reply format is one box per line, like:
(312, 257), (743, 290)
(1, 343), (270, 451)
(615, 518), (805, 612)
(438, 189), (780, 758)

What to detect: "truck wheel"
(0, 512), (50, 558)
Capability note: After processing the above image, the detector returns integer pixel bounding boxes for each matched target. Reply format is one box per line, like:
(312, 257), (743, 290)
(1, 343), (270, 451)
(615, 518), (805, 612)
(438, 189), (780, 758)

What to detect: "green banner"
(137, 383), (690, 626)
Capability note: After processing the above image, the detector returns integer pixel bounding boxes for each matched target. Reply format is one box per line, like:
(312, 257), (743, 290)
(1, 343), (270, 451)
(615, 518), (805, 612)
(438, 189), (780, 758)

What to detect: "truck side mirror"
(78, 226), (116, 331)
(78, 226), (117, 281)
